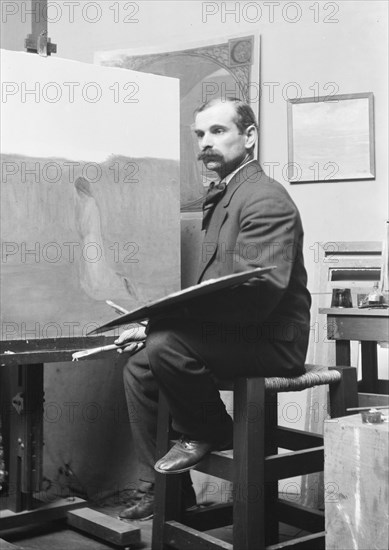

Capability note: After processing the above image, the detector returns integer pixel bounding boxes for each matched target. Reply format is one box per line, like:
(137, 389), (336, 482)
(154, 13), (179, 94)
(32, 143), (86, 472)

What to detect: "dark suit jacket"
(188, 160), (311, 373)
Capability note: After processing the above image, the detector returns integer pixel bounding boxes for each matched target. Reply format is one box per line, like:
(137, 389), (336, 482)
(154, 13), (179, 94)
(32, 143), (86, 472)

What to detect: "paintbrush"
(105, 300), (130, 315)
(72, 341), (145, 361)
(105, 300), (148, 326)
(346, 405), (389, 412)
(72, 300), (147, 361)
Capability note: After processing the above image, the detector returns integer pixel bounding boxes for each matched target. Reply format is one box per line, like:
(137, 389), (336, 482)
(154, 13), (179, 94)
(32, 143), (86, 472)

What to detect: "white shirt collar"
(222, 158), (256, 186)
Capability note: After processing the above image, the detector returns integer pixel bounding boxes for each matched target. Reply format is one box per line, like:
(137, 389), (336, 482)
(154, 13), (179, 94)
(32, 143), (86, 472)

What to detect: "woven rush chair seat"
(216, 364), (343, 394)
(265, 363), (342, 391)
(152, 365), (358, 550)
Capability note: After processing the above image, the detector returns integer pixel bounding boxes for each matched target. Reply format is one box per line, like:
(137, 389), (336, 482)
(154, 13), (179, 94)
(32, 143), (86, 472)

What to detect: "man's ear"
(245, 124), (257, 150)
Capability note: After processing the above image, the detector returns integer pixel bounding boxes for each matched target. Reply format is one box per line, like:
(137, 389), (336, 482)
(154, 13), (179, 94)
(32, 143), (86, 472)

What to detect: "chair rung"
(276, 498), (324, 532)
(182, 499), (324, 539)
(274, 427), (323, 450)
(194, 446), (324, 482)
(266, 531), (325, 550)
(164, 520), (233, 550)
(194, 451), (233, 481)
(184, 503), (233, 531)
(164, 520), (325, 550)
(265, 447), (324, 481)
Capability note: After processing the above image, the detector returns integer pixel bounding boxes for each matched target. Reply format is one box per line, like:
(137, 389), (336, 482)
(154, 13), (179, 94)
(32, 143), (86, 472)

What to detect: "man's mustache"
(197, 150), (223, 161)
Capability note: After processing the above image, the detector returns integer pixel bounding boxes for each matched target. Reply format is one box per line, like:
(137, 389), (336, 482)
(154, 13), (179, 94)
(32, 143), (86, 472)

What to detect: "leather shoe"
(119, 482), (197, 521)
(119, 489), (154, 520)
(154, 435), (233, 474)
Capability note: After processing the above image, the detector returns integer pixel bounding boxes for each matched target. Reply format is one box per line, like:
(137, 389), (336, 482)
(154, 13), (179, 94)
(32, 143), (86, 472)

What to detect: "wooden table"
(319, 308), (389, 395)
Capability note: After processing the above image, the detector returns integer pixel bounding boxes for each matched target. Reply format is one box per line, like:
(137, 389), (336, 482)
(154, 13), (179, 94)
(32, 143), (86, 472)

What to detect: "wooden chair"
(151, 364), (358, 550)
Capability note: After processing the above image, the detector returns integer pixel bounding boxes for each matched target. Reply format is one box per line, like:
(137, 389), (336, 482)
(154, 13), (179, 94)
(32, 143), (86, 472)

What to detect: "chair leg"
(265, 392), (279, 545)
(233, 377), (265, 550)
(152, 392), (183, 550)
(328, 366), (358, 418)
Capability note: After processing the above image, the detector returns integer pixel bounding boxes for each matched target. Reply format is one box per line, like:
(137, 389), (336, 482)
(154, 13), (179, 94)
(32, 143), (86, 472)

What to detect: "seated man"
(117, 97), (311, 519)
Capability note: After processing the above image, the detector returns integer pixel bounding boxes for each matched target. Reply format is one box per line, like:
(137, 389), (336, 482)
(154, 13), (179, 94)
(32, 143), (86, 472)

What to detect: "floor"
(1, 501), (309, 550)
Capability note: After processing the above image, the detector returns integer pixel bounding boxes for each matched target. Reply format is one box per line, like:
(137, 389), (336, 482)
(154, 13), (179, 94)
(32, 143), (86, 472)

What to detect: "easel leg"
(7, 364), (43, 512)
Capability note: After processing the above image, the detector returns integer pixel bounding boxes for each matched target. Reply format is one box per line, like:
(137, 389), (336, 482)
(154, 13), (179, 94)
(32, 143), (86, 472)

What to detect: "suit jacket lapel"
(197, 161), (262, 282)
(222, 160), (262, 207)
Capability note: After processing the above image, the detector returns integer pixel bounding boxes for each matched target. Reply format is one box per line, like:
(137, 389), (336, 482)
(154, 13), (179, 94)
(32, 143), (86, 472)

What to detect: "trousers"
(123, 316), (305, 484)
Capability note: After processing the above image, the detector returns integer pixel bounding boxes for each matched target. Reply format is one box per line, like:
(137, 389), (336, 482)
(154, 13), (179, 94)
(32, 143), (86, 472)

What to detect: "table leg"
(359, 342), (378, 394)
(335, 341), (351, 366)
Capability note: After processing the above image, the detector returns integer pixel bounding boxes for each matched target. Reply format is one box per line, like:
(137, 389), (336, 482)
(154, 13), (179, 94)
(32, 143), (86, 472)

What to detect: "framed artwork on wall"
(96, 33), (261, 212)
(287, 92), (375, 183)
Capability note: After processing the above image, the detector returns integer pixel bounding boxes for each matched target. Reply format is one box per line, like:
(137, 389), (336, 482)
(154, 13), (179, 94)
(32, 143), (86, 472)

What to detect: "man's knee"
(147, 326), (171, 362)
(146, 322), (184, 375)
(123, 351), (149, 385)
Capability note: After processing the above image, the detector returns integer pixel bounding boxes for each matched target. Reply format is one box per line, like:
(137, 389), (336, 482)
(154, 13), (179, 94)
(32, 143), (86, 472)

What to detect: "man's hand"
(115, 324), (147, 354)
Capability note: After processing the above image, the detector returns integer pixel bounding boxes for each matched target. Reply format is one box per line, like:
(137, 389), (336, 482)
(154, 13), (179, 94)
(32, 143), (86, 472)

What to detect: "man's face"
(194, 101), (250, 179)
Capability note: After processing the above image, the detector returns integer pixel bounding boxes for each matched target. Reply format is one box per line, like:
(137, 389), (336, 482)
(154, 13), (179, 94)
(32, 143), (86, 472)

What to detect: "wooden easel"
(0, 5), (139, 545)
(24, 0), (57, 57)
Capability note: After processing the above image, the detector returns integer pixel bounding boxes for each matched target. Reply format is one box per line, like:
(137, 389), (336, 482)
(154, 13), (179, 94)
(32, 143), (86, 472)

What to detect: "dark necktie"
(202, 181), (227, 230)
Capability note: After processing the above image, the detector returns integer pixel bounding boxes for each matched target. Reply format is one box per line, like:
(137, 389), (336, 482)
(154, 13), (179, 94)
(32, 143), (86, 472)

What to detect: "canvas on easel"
(1, 49), (180, 342)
